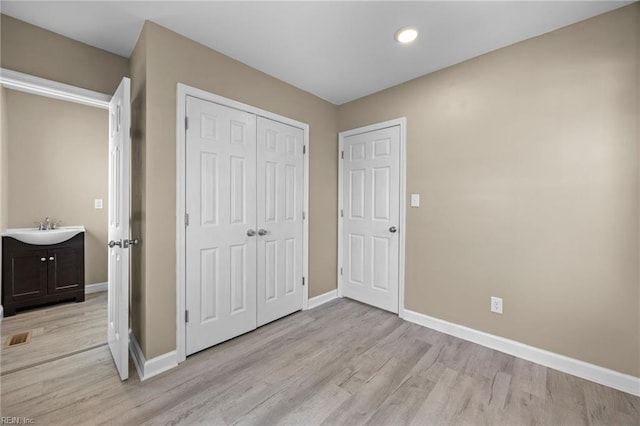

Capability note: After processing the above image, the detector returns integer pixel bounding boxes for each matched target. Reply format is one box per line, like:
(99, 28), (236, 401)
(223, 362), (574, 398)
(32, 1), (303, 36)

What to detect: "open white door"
(107, 77), (131, 381)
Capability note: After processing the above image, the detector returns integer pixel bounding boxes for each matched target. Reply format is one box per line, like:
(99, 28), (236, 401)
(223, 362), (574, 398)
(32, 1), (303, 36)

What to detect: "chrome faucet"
(36, 217), (60, 230)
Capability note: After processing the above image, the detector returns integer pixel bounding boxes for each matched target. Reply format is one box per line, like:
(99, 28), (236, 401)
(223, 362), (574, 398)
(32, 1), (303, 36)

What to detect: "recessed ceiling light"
(395, 27), (418, 44)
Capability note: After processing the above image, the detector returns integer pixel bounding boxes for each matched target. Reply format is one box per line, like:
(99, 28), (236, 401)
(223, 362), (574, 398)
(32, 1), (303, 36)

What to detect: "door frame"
(337, 118), (407, 318)
(0, 68), (111, 109)
(175, 83), (310, 363)
(0, 68), (126, 367)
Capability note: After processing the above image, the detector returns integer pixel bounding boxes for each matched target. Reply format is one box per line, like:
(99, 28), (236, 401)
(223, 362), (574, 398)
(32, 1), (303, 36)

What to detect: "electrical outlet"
(491, 296), (503, 314)
(94, 199), (103, 209)
(410, 194), (420, 207)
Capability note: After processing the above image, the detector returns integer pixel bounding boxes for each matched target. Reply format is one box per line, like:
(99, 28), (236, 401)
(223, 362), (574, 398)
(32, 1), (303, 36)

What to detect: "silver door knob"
(49, 256), (55, 261)
(122, 239), (139, 248)
(258, 229), (268, 236)
(389, 226), (397, 233)
(40, 257), (46, 262)
(247, 229), (256, 237)
(107, 240), (122, 248)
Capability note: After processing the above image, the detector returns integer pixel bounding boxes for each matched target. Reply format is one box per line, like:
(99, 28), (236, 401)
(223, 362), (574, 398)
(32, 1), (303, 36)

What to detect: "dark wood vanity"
(2, 233), (85, 316)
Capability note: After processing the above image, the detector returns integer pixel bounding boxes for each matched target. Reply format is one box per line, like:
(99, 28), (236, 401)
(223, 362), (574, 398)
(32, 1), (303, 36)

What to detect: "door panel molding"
(338, 118), (407, 317)
(176, 84), (310, 364)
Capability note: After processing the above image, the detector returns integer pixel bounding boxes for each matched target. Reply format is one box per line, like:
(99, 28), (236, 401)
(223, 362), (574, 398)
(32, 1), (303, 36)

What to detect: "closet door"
(256, 118), (304, 326)
(185, 96), (257, 355)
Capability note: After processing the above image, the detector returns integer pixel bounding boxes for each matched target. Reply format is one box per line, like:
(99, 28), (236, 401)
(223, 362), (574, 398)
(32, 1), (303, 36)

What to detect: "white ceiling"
(1, 1), (632, 105)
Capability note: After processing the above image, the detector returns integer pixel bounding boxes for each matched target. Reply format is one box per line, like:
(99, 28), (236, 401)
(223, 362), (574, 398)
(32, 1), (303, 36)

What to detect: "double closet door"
(185, 96), (304, 356)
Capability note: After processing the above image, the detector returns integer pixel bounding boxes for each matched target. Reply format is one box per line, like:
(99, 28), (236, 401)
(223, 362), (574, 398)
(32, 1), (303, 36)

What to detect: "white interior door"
(108, 77), (131, 381)
(342, 126), (400, 313)
(185, 96), (258, 355)
(256, 118), (304, 327)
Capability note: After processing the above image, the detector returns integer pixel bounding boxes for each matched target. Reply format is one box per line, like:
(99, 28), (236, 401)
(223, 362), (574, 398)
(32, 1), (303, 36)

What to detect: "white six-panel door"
(256, 118), (304, 326)
(186, 96), (258, 355)
(107, 77), (131, 380)
(342, 126), (400, 313)
(185, 97), (304, 355)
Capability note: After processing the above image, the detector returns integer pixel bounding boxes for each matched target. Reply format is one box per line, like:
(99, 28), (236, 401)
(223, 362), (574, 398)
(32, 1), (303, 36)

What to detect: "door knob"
(258, 229), (268, 236)
(122, 239), (139, 248)
(107, 240), (122, 248)
(49, 256), (55, 261)
(389, 226), (397, 233)
(247, 229), (256, 237)
(40, 257), (46, 262)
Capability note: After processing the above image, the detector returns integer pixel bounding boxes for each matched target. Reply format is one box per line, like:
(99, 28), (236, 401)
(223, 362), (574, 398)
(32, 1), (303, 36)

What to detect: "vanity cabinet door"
(48, 247), (84, 294)
(6, 249), (49, 302)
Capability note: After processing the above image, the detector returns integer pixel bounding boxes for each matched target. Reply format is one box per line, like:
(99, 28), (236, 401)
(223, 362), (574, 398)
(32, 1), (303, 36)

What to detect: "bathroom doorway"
(0, 70), (131, 380)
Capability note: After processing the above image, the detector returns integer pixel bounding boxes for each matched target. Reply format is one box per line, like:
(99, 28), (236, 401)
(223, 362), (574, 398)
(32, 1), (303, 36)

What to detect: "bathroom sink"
(2, 226), (86, 245)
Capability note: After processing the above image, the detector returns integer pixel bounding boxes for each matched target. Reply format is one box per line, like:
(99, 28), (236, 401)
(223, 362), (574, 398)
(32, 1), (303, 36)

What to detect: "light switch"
(94, 199), (103, 209)
(410, 194), (420, 207)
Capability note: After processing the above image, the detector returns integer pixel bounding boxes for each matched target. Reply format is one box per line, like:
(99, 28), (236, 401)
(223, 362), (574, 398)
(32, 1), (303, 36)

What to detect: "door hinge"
(302, 277), (306, 286)
(303, 145), (306, 154)
(302, 211), (306, 220)
(185, 310), (189, 323)
(185, 213), (190, 226)
(341, 151), (344, 159)
(185, 116), (189, 130)
(340, 209), (343, 218)
(340, 267), (343, 275)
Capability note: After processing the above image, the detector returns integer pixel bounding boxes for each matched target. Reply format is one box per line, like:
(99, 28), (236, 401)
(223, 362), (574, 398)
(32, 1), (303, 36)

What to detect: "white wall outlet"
(94, 199), (103, 209)
(491, 296), (503, 314)
(410, 193), (420, 207)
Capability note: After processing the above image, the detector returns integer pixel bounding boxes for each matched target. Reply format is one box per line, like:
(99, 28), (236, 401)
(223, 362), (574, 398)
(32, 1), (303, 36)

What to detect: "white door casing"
(256, 118), (304, 327)
(185, 96), (258, 356)
(108, 77), (131, 381)
(341, 125), (401, 314)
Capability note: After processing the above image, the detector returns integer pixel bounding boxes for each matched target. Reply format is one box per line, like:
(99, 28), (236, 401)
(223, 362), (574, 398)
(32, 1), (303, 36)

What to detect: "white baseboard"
(307, 289), (338, 309)
(403, 309), (640, 397)
(129, 330), (178, 381)
(85, 282), (107, 294)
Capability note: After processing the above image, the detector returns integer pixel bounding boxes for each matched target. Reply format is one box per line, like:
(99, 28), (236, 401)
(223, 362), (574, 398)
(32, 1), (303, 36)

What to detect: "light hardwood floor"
(1, 292), (107, 375)
(1, 296), (638, 425)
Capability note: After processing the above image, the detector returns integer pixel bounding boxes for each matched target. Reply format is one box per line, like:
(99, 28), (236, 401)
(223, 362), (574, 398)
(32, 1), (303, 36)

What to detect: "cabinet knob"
(49, 256), (55, 261)
(40, 257), (46, 262)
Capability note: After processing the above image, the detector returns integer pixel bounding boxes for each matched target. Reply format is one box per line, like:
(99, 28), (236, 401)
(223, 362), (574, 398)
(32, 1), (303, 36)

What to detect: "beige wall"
(0, 14), (129, 94)
(1, 87), (8, 232)
(339, 5), (640, 376)
(5, 90), (109, 285)
(132, 21), (339, 358)
(129, 24), (148, 353)
(1, 87), (8, 286)
(637, 2), (640, 377)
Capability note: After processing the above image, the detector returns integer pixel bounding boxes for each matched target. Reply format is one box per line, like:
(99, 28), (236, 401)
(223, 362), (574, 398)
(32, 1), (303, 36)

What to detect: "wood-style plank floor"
(1, 296), (639, 425)
(1, 292), (107, 375)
